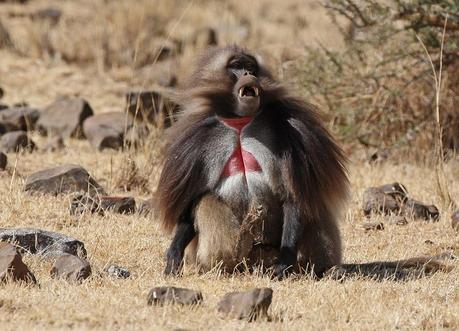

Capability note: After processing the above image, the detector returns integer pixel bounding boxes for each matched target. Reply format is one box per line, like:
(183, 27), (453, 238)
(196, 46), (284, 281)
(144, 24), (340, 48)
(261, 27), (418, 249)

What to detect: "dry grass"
(0, 0), (458, 330)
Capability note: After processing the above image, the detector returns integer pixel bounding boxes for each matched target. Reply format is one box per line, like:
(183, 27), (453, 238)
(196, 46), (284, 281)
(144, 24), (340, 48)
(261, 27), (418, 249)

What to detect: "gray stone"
(37, 97), (93, 138)
(147, 287), (203, 306)
(403, 198), (439, 221)
(0, 242), (36, 284)
(100, 196), (136, 214)
(362, 221), (384, 231)
(50, 253), (91, 282)
(0, 107), (40, 131)
(106, 264), (130, 279)
(138, 198), (155, 216)
(217, 288), (273, 321)
(0, 228), (86, 258)
(69, 194), (103, 216)
(0, 131), (36, 152)
(42, 135), (65, 152)
(0, 151), (6, 170)
(126, 91), (178, 127)
(24, 164), (106, 196)
(362, 187), (401, 216)
(82, 112), (133, 151)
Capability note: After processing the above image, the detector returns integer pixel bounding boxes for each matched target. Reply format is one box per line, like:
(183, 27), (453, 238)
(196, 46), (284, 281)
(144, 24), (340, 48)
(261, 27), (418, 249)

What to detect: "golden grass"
(0, 0), (458, 330)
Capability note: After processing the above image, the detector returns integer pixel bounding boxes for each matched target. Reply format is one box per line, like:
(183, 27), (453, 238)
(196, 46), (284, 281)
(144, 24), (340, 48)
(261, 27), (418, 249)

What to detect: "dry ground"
(0, 0), (458, 330)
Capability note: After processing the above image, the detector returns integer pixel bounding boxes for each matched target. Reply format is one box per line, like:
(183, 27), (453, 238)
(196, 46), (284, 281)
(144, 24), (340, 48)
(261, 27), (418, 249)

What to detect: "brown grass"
(0, 0), (458, 330)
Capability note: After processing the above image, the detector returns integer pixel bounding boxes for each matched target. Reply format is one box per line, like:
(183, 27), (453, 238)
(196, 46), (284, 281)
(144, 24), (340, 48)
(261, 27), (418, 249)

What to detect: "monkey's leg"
(164, 205), (196, 275)
(195, 195), (244, 272)
(297, 216), (342, 278)
(272, 201), (304, 279)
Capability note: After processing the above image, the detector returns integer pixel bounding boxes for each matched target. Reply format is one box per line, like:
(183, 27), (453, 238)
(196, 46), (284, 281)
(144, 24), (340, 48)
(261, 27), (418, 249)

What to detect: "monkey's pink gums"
(219, 117), (261, 178)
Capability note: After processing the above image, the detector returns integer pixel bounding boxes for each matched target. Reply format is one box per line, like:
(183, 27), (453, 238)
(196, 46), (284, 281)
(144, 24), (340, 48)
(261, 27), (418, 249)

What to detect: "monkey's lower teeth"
(240, 87), (257, 97)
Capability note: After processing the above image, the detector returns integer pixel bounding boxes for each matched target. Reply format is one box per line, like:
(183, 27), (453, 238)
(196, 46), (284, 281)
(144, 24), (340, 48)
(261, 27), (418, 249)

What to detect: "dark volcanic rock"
(37, 97), (93, 139)
(42, 135), (65, 152)
(0, 242), (36, 284)
(403, 199), (440, 221)
(147, 287), (203, 306)
(126, 90), (178, 127)
(362, 221), (384, 231)
(138, 198), (155, 216)
(217, 288), (273, 321)
(452, 209), (459, 231)
(50, 253), (91, 282)
(0, 131), (36, 152)
(0, 151), (6, 170)
(0, 107), (40, 131)
(106, 264), (130, 279)
(0, 228), (87, 258)
(69, 194), (103, 216)
(362, 187), (401, 216)
(82, 112), (133, 151)
(24, 164), (106, 196)
(100, 196), (136, 214)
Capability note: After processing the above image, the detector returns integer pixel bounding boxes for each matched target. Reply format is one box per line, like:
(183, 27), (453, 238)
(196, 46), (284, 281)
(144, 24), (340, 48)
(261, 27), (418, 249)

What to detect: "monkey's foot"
(164, 250), (184, 276)
(271, 263), (295, 280)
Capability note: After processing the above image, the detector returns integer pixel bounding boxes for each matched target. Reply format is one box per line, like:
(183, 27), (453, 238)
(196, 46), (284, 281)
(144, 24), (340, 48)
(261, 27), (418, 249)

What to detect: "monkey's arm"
(273, 201), (304, 279)
(158, 117), (216, 275)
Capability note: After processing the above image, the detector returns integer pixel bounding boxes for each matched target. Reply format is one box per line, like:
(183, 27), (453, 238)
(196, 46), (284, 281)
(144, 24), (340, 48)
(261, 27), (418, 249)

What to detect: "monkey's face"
(227, 54), (261, 117)
(189, 47), (274, 119)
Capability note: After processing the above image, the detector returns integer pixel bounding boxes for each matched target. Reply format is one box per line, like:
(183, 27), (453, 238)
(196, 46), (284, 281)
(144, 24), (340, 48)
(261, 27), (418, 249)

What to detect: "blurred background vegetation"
(0, 0), (458, 162)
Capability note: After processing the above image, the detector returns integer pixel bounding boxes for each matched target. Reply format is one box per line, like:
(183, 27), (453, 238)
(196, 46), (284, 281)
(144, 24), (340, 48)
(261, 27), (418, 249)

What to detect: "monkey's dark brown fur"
(156, 46), (449, 279)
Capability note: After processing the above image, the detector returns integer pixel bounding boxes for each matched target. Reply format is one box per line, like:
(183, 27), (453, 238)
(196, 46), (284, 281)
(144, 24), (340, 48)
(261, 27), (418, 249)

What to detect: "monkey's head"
(186, 46), (277, 118)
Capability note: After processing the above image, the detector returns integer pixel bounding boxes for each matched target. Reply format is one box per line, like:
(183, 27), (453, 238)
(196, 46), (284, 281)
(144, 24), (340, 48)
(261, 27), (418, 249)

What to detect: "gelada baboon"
(157, 46), (449, 280)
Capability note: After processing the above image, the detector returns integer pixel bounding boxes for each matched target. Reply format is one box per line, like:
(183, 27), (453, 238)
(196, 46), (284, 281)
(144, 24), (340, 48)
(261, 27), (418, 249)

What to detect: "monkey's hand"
(164, 248), (184, 276)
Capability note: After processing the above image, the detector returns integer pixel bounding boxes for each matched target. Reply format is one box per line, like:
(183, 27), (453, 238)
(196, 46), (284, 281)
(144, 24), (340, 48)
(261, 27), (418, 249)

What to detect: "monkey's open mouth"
(238, 85), (259, 98)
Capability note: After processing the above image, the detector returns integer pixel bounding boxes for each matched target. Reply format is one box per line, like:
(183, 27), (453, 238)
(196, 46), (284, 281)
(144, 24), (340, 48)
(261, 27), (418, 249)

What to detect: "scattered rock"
(0, 131), (36, 152)
(100, 196), (136, 214)
(403, 199), (440, 221)
(390, 216), (408, 226)
(69, 194), (103, 216)
(50, 253), (91, 283)
(82, 112), (133, 151)
(0, 107), (41, 131)
(42, 135), (65, 152)
(147, 287), (203, 306)
(37, 97), (93, 139)
(217, 288), (273, 321)
(368, 148), (389, 164)
(124, 123), (149, 148)
(106, 264), (130, 279)
(25, 164), (106, 196)
(362, 221), (384, 231)
(0, 104), (8, 111)
(191, 27), (218, 48)
(138, 198), (155, 216)
(362, 186), (401, 216)
(0, 242), (36, 284)
(451, 209), (459, 231)
(0, 151), (6, 170)
(126, 91), (178, 127)
(32, 8), (61, 25)
(0, 228), (87, 257)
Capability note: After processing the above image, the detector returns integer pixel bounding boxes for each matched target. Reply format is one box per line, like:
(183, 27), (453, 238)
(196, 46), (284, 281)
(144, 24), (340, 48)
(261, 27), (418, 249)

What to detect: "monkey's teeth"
(253, 87), (259, 96)
(239, 88), (243, 98)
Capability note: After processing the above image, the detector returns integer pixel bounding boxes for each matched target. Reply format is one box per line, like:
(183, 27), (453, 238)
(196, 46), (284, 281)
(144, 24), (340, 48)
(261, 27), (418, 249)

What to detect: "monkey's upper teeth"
(239, 86), (259, 97)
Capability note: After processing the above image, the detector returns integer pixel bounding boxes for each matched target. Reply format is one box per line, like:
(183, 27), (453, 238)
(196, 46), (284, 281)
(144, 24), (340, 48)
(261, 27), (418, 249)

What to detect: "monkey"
(156, 46), (452, 280)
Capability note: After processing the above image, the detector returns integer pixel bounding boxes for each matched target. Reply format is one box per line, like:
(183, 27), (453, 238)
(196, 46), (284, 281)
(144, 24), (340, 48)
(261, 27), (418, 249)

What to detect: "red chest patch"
(219, 117), (262, 178)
